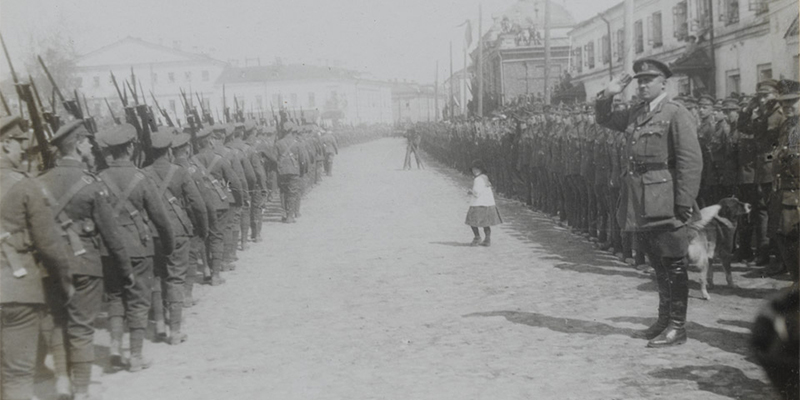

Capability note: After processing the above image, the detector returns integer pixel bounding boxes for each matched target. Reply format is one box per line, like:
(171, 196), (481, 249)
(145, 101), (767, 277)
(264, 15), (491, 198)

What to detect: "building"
(215, 64), (393, 126)
(443, 68), (471, 118)
(74, 37), (227, 125)
(567, 0), (799, 102)
(471, 0), (576, 113)
(390, 81), (446, 123)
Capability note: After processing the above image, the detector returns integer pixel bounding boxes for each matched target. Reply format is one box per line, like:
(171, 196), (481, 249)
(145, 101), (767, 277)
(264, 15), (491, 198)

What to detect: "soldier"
(37, 120), (134, 399)
(0, 116), (74, 400)
(697, 94), (718, 207)
(321, 128), (339, 176)
(276, 122), (306, 223)
(144, 131), (208, 345)
(768, 81), (799, 282)
(211, 125), (245, 270)
(595, 59), (702, 347)
(226, 123), (256, 251)
(193, 126), (241, 282)
(244, 122), (267, 242)
(97, 123), (174, 371)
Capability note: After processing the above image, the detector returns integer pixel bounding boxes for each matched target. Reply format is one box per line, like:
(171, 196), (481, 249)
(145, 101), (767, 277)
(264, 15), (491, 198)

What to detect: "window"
(602, 34), (610, 64)
(169, 100), (176, 114)
(151, 73), (158, 85)
(168, 72), (175, 83)
(720, 0), (739, 25)
(673, 1), (688, 40)
(678, 76), (691, 95)
(652, 12), (663, 47)
(202, 70), (209, 82)
(696, 0), (712, 30)
(184, 71), (192, 82)
(616, 28), (624, 61)
(586, 41), (595, 69)
(572, 47), (583, 74)
(308, 92), (315, 108)
(748, 0), (768, 15)
(757, 63), (772, 82)
(726, 70), (741, 95)
(635, 20), (644, 53)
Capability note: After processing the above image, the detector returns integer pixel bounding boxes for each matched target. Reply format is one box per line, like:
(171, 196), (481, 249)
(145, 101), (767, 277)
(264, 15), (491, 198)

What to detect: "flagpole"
(449, 42), (454, 120)
(477, 3), (483, 118)
(544, 0), (551, 105)
(463, 45), (467, 116)
(435, 60), (440, 121)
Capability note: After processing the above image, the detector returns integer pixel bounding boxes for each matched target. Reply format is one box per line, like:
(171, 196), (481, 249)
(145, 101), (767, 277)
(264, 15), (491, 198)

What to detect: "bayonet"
(110, 71), (127, 106)
(105, 98), (121, 124)
(0, 89), (10, 116)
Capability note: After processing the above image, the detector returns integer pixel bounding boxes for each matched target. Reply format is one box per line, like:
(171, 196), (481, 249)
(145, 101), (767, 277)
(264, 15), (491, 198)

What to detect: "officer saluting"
(37, 120), (133, 399)
(96, 123), (174, 372)
(595, 59), (703, 348)
(0, 116), (74, 400)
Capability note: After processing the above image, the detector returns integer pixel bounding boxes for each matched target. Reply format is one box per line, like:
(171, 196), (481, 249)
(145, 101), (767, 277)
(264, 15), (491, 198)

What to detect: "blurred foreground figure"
(751, 287), (799, 400)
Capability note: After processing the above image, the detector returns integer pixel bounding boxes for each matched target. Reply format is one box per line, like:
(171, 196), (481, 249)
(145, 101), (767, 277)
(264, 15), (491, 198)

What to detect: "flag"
(457, 19), (472, 48)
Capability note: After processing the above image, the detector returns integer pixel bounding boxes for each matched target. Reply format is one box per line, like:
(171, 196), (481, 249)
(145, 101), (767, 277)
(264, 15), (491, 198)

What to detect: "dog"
(687, 197), (752, 300)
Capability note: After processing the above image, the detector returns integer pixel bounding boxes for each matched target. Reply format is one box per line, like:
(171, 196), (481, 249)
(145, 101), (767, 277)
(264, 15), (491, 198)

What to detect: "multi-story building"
(567, 0), (798, 102)
(471, 0), (576, 112)
(74, 36), (227, 125)
(390, 81), (446, 124)
(215, 64), (393, 126)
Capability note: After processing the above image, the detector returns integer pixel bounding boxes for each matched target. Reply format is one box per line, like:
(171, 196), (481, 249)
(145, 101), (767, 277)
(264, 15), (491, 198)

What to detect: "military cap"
(50, 119), (89, 145)
(224, 123), (237, 137)
(777, 79), (800, 102)
(697, 94), (715, 106)
(171, 132), (192, 148)
(721, 98), (739, 110)
(683, 96), (698, 107)
(739, 95), (753, 107)
(284, 122), (297, 132)
(244, 120), (256, 133)
(150, 131), (175, 149)
(757, 79), (779, 94)
(0, 115), (27, 140)
(97, 123), (137, 147)
(234, 122), (245, 131)
(633, 58), (672, 79)
(195, 126), (215, 140)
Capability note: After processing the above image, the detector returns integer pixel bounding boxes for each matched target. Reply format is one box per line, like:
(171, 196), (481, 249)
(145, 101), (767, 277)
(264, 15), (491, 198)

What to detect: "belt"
(630, 162), (671, 175)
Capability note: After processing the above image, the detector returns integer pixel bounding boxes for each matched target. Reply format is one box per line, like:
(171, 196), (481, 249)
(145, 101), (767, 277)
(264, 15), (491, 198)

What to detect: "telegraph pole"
(477, 4), (483, 118)
(623, 0), (635, 99)
(449, 41), (454, 119)
(543, 0), (551, 105)
(435, 60), (440, 121)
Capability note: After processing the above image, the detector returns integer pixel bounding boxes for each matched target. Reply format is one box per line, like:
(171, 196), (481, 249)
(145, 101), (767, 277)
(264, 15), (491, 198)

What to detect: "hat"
(234, 122), (245, 132)
(50, 119), (89, 145)
(633, 58), (672, 79)
(97, 123), (137, 147)
(195, 126), (215, 140)
(757, 79), (779, 94)
(150, 131), (175, 149)
(683, 96), (698, 106)
(777, 79), (800, 101)
(171, 133), (192, 148)
(284, 122), (297, 132)
(721, 98), (739, 110)
(224, 123), (237, 137)
(0, 116), (27, 140)
(697, 94), (715, 106)
(244, 120), (256, 133)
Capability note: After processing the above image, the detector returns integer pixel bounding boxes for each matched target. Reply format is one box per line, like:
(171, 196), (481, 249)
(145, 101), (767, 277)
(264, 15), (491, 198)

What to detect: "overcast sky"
(0, 0), (621, 83)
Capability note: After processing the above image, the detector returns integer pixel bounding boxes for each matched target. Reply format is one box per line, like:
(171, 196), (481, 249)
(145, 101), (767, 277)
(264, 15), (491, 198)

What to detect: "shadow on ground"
(464, 310), (638, 338)
(648, 365), (775, 400)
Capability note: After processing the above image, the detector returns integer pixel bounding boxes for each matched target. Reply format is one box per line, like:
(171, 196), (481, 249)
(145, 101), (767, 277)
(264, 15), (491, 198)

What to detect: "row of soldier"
(420, 78), (799, 281)
(0, 114), (387, 400)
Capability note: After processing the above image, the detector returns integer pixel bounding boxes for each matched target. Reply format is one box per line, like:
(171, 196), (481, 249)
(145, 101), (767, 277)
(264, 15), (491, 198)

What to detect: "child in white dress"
(465, 160), (503, 246)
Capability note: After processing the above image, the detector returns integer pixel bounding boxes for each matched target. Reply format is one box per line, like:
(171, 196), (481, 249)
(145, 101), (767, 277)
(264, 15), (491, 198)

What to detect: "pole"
(600, 14), (613, 81)
(623, 0), (635, 99)
(543, 0), (551, 105)
(707, 0), (716, 96)
(477, 4), (483, 118)
(449, 42), (454, 120)
(462, 46), (467, 116)
(435, 60), (440, 121)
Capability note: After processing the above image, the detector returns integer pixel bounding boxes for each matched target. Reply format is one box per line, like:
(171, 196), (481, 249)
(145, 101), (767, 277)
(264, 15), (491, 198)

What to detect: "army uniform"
(321, 130), (339, 176)
(595, 59), (702, 348)
(227, 124), (257, 251)
(0, 116), (74, 400)
(37, 120), (133, 397)
(244, 124), (268, 242)
(97, 123), (174, 371)
(144, 131), (208, 345)
(276, 123), (306, 223)
(212, 126), (246, 268)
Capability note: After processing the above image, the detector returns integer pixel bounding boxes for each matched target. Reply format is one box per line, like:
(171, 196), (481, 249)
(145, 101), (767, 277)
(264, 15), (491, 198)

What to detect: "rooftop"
(215, 64), (363, 85)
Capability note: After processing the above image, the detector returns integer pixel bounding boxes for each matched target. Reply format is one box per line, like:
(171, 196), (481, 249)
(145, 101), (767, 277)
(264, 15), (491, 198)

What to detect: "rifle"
(196, 92), (212, 125)
(105, 98), (121, 124)
(180, 88), (203, 130)
(150, 91), (174, 127)
(0, 89), (10, 116)
(139, 81), (157, 132)
(223, 84), (230, 123)
(38, 55), (81, 121)
(81, 94), (98, 133)
(29, 75), (58, 132)
(2, 33), (52, 169)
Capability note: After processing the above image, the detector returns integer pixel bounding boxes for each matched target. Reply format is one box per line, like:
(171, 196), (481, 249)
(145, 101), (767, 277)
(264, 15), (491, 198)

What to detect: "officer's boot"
(648, 260), (688, 348)
(108, 316), (125, 369)
(151, 290), (166, 341)
(128, 328), (152, 372)
(231, 229), (240, 266)
(184, 263), (196, 308)
(240, 212), (250, 251)
(167, 302), (188, 345)
(210, 259), (226, 286)
(634, 266), (670, 339)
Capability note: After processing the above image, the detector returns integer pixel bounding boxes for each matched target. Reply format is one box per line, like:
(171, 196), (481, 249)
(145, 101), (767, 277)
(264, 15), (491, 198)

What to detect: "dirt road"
(82, 137), (786, 399)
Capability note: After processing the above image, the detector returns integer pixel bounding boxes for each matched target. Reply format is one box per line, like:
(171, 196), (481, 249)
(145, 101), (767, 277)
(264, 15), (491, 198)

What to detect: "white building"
(390, 81), (447, 123)
(74, 37), (227, 125)
(567, 0), (799, 102)
(215, 64), (393, 126)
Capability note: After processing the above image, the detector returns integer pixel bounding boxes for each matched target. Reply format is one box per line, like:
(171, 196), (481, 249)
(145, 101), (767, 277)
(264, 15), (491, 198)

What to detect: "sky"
(0, 0), (621, 84)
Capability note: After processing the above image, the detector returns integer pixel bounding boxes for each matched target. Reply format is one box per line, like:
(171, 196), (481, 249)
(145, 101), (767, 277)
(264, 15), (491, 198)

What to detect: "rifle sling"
(155, 165), (192, 233)
(100, 171), (150, 244)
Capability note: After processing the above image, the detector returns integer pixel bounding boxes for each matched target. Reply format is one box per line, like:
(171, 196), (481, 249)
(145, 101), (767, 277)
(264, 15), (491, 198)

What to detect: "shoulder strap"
(99, 170), (151, 244)
(53, 175), (93, 217)
(0, 171), (25, 205)
(157, 165), (180, 199)
(207, 155), (223, 174)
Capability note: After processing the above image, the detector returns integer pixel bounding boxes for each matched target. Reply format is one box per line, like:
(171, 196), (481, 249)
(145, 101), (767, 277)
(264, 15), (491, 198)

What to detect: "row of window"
(572, 0), (767, 74)
(80, 70), (212, 88)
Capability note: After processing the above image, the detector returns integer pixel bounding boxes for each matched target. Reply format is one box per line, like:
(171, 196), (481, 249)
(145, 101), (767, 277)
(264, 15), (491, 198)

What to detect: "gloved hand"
(124, 273), (136, 290)
(675, 205), (693, 223)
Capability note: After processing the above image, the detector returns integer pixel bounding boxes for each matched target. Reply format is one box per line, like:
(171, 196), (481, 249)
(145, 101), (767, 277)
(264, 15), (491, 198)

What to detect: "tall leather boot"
(151, 290), (166, 341)
(184, 264), (196, 308)
(634, 266), (670, 339)
(231, 229), (239, 265)
(210, 259), (226, 286)
(128, 328), (151, 372)
(108, 316), (125, 369)
(167, 302), (187, 345)
(648, 261), (688, 348)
